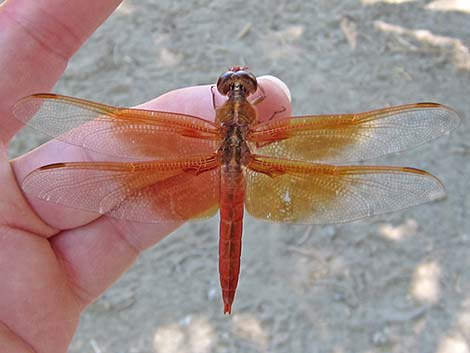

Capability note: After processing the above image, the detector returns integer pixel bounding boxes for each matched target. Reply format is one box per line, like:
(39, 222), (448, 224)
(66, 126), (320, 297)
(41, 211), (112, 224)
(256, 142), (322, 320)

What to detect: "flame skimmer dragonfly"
(13, 67), (459, 314)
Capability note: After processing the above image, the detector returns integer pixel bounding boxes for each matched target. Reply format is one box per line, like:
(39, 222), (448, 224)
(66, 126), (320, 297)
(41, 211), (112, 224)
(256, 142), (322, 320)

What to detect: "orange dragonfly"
(13, 67), (459, 314)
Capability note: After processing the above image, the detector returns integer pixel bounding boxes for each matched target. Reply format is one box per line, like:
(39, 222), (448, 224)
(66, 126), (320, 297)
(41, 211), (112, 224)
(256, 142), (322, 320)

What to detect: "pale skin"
(0, 1), (291, 352)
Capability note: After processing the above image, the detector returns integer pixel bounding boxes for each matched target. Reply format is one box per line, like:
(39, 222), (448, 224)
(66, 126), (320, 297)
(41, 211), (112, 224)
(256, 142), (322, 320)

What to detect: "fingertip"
(139, 74), (293, 124)
(258, 75), (291, 103)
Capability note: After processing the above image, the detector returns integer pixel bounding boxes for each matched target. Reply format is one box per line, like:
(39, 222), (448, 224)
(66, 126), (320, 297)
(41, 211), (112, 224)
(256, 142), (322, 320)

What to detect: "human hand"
(0, 1), (291, 352)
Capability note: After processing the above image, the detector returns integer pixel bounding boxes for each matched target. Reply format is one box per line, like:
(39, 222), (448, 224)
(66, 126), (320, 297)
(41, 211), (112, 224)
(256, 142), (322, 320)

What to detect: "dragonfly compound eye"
(216, 71), (235, 95)
(234, 70), (258, 95)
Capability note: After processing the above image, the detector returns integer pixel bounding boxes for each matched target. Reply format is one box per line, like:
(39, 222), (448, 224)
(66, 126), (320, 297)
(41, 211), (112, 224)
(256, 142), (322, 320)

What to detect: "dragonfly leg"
(266, 106), (287, 121)
(210, 85), (219, 110)
(249, 84), (266, 106)
(250, 84), (287, 121)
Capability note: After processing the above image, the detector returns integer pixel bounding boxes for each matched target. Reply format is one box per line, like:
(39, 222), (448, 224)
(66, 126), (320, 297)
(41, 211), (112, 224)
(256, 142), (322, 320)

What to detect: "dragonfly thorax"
(217, 123), (251, 167)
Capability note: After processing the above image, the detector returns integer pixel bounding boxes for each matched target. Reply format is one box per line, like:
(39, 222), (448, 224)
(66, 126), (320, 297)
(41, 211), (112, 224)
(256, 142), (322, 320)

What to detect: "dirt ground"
(8, 0), (470, 352)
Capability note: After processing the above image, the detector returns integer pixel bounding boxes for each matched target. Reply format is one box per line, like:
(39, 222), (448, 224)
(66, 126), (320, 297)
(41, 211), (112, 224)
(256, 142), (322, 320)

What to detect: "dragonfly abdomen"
(218, 166), (246, 314)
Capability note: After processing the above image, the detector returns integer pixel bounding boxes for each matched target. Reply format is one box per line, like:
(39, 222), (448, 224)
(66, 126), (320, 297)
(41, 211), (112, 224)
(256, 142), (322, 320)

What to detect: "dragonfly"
(13, 67), (459, 314)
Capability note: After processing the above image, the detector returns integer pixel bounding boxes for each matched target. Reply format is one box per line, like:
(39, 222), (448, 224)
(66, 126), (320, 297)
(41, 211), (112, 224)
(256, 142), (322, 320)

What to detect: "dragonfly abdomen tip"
(224, 303), (232, 315)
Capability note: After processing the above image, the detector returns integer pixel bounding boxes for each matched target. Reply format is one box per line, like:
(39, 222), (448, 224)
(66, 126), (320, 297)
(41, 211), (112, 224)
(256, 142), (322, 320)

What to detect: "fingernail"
(258, 75), (291, 103)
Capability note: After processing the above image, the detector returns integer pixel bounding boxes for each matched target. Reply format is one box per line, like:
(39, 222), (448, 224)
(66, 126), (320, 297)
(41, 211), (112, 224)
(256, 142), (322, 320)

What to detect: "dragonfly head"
(216, 67), (258, 97)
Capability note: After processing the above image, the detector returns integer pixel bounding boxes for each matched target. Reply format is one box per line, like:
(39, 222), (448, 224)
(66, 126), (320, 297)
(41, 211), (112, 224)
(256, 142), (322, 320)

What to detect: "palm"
(0, 170), (80, 351)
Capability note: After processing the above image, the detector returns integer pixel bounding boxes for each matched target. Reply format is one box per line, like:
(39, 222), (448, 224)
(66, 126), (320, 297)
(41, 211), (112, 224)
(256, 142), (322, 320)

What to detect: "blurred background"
(8, 0), (470, 352)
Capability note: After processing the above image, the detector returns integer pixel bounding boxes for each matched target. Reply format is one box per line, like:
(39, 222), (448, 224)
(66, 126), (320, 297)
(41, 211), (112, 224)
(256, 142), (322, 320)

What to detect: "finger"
(13, 76), (292, 304)
(149, 75), (292, 121)
(12, 77), (291, 230)
(0, 0), (122, 143)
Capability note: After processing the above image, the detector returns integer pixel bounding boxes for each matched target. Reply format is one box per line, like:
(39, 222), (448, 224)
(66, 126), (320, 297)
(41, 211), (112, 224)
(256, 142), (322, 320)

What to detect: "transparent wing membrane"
(22, 156), (220, 223)
(246, 156), (445, 224)
(13, 94), (220, 160)
(250, 103), (460, 163)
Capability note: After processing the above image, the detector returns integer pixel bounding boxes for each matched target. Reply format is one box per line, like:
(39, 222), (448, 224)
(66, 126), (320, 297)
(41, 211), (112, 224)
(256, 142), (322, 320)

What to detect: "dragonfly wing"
(22, 155), (220, 223)
(245, 156), (445, 224)
(13, 94), (219, 160)
(250, 103), (460, 163)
